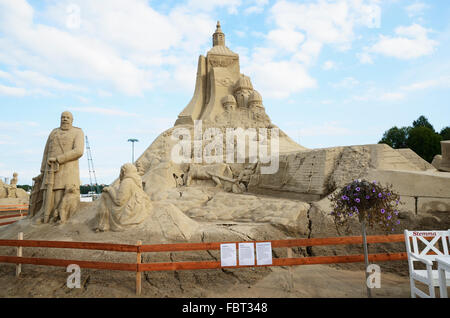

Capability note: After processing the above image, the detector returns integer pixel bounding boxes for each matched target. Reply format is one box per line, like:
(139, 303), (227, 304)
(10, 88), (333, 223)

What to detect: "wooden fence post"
(286, 247), (294, 291)
(16, 232), (23, 277)
(136, 240), (142, 296)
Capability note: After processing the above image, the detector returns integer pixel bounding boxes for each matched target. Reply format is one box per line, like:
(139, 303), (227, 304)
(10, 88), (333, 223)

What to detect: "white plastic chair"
(404, 230), (450, 298)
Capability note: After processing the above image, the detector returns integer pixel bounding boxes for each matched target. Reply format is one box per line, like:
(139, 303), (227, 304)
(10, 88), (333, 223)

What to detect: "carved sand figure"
(31, 111), (84, 223)
(184, 163), (235, 188)
(237, 163), (257, 192)
(52, 184), (79, 224)
(96, 163), (152, 232)
(28, 174), (43, 217)
(173, 173), (185, 187)
(6, 172), (18, 198)
(0, 179), (6, 199)
(9, 172), (18, 186)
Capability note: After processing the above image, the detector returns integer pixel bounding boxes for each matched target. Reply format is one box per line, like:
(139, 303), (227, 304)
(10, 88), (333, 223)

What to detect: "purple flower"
(381, 209), (385, 214)
(347, 185), (351, 190)
(356, 187), (360, 192)
(387, 193), (391, 196)
(341, 195), (348, 200)
(387, 215), (392, 220)
(396, 220), (400, 225)
(349, 213), (353, 217)
(355, 198), (360, 203)
(378, 193), (382, 198)
(372, 189), (376, 193)
(394, 210), (399, 215)
(365, 195), (370, 199)
(354, 207), (359, 213)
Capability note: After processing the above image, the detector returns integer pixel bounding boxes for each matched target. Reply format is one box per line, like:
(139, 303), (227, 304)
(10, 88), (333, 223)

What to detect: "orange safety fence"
(0, 205), (29, 226)
(0, 233), (408, 295)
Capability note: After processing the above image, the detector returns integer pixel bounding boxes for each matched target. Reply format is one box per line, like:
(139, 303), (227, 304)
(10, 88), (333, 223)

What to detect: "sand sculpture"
(28, 111), (84, 224)
(0, 172), (28, 203)
(132, 21), (450, 218)
(1, 22), (449, 257)
(95, 163), (152, 232)
(432, 140), (450, 172)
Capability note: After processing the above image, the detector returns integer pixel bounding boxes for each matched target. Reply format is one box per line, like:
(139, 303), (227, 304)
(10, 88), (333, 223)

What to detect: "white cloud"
(0, 84), (27, 97)
(243, 60), (317, 99)
(241, 0), (381, 98)
(400, 76), (450, 91)
(405, 2), (428, 17)
(0, 0), (220, 96)
(379, 91), (405, 101)
(322, 60), (337, 70)
(356, 51), (374, 64)
(244, 0), (269, 14)
(331, 77), (360, 89)
(267, 28), (305, 53)
(297, 121), (352, 137)
(367, 24), (437, 60)
(68, 107), (139, 117)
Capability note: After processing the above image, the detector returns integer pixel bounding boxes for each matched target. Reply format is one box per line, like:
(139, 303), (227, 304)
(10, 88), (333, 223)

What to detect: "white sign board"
(238, 243), (255, 266)
(256, 242), (273, 265)
(220, 243), (237, 267)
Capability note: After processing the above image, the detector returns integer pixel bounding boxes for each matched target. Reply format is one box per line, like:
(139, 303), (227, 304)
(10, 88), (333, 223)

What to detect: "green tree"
(17, 184), (32, 192)
(412, 115), (434, 132)
(440, 126), (450, 140)
(378, 126), (409, 148)
(406, 126), (442, 162)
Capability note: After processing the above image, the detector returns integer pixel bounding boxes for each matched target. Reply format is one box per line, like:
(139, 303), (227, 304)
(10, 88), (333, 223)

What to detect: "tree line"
(379, 115), (449, 162)
(17, 184), (107, 194)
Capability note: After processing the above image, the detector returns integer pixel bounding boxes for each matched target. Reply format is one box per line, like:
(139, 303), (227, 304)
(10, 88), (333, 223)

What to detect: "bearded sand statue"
(29, 111), (84, 224)
(95, 163), (152, 232)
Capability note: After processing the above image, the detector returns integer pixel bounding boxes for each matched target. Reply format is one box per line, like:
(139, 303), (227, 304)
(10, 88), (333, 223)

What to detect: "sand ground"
(2, 259), (446, 298)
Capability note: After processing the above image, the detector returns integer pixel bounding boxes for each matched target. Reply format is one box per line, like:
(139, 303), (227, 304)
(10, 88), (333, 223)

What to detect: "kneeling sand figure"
(96, 163), (152, 232)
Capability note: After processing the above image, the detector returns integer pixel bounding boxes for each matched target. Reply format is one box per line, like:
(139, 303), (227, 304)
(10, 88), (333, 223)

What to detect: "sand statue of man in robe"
(30, 111), (84, 223)
(95, 163), (152, 232)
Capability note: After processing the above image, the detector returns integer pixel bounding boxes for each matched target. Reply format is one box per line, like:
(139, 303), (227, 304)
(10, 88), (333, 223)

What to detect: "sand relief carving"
(95, 163), (152, 232)
(184, 163), (235, 188)
(233, 163), (258, 193)
(28, 111), (84, 224)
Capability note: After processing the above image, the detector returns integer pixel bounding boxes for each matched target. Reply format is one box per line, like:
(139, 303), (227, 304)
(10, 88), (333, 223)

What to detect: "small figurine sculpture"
(95, 163), (152, 232)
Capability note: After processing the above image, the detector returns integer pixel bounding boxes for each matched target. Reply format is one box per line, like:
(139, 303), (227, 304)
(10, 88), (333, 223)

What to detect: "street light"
(127, 138), (139, 163)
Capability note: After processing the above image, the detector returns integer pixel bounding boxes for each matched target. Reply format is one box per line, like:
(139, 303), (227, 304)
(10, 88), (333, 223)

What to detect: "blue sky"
(0, 0), (449, 185)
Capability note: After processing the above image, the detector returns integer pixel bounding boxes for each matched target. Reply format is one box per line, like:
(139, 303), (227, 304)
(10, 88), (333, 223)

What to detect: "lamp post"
(127, 138), (139, 163)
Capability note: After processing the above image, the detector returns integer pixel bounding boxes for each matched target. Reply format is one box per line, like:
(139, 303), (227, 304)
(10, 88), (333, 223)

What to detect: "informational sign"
(256, 242), (272, 265)
(220, 243), (237, 267)
(238, 243), (255, 266)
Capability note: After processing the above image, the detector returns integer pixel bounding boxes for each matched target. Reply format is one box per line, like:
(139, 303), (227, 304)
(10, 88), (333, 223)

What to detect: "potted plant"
(329, 179), (402, 297)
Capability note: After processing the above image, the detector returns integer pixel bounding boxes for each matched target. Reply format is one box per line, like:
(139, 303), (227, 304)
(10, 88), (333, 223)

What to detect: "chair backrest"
(404, 230), (450, 261)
